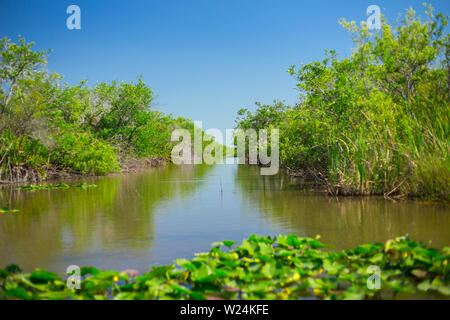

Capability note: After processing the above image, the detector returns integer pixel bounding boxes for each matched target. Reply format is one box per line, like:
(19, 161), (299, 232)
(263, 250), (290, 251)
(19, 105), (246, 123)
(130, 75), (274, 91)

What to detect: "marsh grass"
(235, 6), (450, 201)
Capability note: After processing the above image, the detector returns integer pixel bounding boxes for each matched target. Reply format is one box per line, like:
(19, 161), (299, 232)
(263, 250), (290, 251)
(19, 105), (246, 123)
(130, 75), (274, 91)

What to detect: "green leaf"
(30, 269), (60, 282)
(437, 286), (450, 296)
(369, 253), (384, 264)
(261, 262), (277, 279)
(417, 280), (432, 292)
(5, 264), (22, 274)
(240, 239), (256, 255)
(80, 266), (100, 276)
(223, 240), (236, 247)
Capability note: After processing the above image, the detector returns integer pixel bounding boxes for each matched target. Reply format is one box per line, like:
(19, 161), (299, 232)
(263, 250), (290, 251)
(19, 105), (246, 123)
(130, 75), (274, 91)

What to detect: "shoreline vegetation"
(0, 4), (449, 302)
(235, 5), (449, 202)
(0, 156), (168, 185)
(1, 234), (449, 300)
(1, 3), (449, 203)
(0, 36), (226, 185)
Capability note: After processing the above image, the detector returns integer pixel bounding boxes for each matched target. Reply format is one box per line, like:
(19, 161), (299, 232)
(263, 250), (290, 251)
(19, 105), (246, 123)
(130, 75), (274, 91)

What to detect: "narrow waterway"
(1, 162), (449, 273)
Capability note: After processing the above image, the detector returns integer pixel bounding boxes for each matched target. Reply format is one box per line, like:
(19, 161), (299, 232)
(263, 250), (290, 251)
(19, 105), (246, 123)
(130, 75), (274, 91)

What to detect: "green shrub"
(51, 129), (120, 175)
(235, 6), (450, 201)
(0, 130), (49, 179)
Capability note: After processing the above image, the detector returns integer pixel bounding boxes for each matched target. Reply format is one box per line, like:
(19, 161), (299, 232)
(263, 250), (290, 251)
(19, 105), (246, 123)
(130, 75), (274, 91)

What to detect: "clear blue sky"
(1, 0), (449, 142)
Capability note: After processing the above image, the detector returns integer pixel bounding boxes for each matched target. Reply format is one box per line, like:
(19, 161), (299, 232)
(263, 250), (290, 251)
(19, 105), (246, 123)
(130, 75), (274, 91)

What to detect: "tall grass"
(235, 6), (450, 201)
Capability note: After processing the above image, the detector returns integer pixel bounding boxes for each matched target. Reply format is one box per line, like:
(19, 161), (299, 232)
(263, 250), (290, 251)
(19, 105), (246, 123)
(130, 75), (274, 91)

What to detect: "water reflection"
(0, 162), (448, 274)
(0, 164), (213, 272)
(235, 165), (450, 250)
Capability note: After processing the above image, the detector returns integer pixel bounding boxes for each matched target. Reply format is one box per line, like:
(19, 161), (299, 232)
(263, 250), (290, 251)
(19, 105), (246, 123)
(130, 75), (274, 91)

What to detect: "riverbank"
(0, 156), (168, 185)
(283, 166), (449, 203)
(2, 161), (449, 282)
(1, 37), (207, 186)
(234, 8), (449, 203)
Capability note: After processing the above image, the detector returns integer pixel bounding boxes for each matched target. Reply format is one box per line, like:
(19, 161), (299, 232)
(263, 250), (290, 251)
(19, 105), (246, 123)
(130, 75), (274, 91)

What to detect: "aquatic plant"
(0, 235), (448, 300)
(18, 183), (97, 191)
(0, 207), (19, 214)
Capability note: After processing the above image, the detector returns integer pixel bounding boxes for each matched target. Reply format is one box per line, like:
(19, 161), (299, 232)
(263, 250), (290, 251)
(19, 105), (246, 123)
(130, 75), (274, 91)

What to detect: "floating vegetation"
(74, 183), (98, 189)
(18, 183), (97, 191)
(0, 207), (19, 214)
(0, 235), (448, 300)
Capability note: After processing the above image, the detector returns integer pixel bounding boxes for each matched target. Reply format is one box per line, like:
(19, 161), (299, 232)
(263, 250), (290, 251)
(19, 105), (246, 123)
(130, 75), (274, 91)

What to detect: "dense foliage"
(0, 37), (204, 181)
(235, 6), (449, 201)
(0, 234), (448, 300)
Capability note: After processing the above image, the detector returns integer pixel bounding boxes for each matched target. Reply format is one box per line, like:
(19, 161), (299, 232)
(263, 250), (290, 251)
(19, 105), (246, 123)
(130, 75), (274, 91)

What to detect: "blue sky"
(1, 0), (449, 143)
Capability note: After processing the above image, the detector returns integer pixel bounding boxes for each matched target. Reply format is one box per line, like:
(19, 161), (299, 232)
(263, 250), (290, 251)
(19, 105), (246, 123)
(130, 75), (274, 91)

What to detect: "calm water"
(0, 162), (449, 273)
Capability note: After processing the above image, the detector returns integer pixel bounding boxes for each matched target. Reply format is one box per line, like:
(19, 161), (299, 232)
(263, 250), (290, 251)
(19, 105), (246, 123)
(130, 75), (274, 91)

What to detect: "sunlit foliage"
(235, 5), (449, 201)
